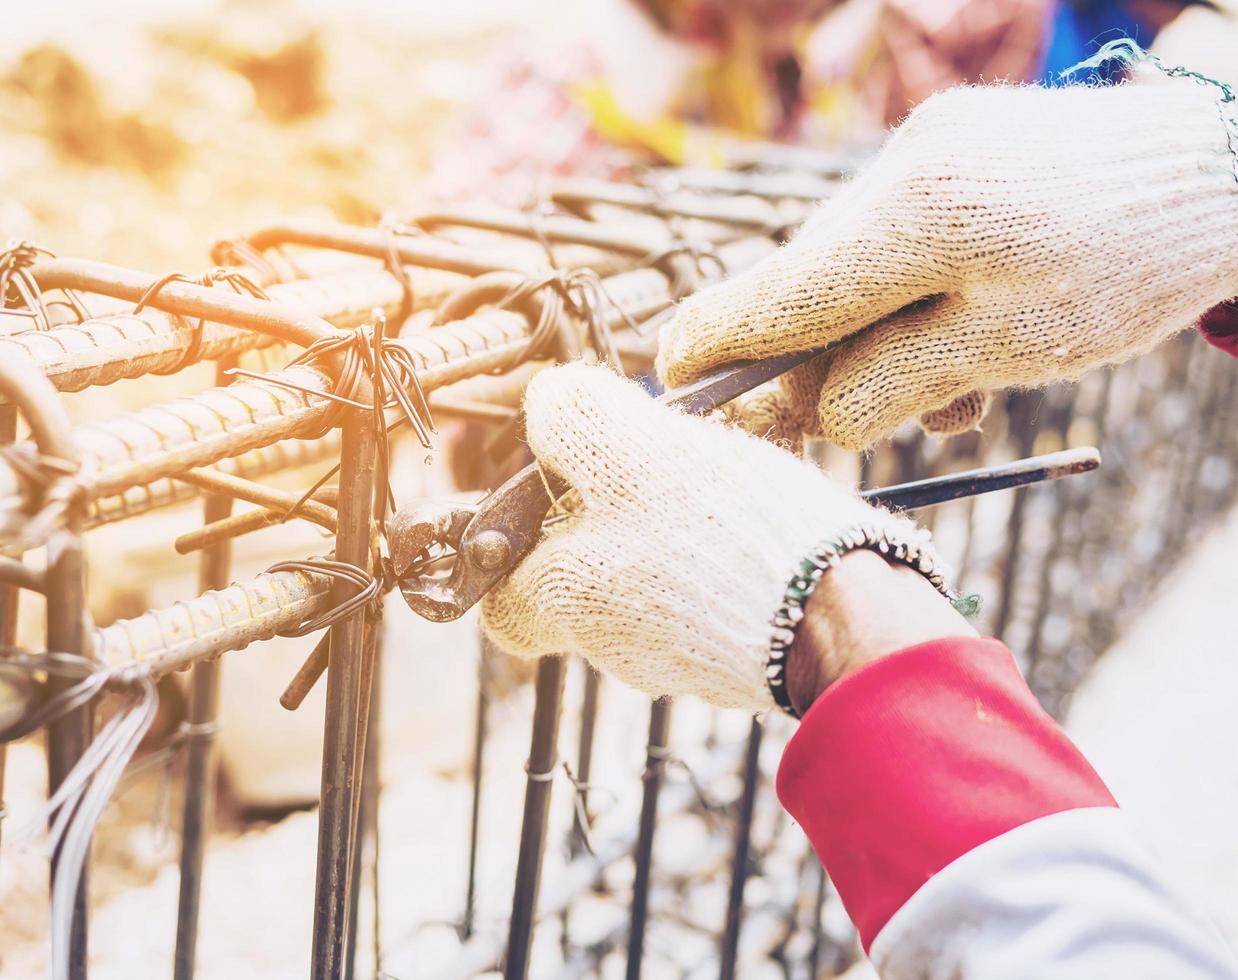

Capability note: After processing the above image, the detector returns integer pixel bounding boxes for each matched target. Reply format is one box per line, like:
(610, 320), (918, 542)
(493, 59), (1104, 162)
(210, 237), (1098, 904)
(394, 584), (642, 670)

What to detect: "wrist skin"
(785, 550), (978, 717)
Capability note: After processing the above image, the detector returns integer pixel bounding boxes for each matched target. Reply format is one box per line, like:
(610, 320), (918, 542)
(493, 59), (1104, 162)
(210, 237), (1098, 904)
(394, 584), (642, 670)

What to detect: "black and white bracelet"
(766, 522), (978, 718)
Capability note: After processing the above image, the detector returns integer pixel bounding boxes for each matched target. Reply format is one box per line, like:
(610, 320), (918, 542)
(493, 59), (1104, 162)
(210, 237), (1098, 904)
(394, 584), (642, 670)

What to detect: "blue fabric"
(1039, 2), (1158, 83)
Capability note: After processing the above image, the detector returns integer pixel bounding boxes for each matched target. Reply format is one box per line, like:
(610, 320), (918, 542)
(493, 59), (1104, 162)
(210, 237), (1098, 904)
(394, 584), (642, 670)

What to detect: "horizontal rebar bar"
(0, 311), (535, 536)
(86, 435), (340, 529)
(0, 235), (777, 537)
(0, 265), (468, 396)
(92, 566), (333, 675)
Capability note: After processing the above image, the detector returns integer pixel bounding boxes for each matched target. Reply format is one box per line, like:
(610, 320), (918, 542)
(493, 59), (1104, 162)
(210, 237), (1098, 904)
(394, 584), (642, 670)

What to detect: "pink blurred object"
(428, 44), (636, 207)
(809, 0), (1053, 126)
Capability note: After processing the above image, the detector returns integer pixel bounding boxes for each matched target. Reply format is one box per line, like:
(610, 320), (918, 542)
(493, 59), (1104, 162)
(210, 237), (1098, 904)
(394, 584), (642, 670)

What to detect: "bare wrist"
(785, 550), (977, 717)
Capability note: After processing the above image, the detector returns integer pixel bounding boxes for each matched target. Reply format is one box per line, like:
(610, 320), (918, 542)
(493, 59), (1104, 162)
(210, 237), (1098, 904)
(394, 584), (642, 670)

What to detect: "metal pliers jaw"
(389, 463), (561, 622)
(388, 502), (483, 622)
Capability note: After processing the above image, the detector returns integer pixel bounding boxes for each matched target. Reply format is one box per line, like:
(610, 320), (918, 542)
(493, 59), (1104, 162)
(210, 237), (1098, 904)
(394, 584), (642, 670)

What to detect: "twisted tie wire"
(267, 555), (383, 637)
(0, 444), (83, 546)
(0, 650), (158, 980)
(133, 267), (272, 375)
(0, 241), (91, 331)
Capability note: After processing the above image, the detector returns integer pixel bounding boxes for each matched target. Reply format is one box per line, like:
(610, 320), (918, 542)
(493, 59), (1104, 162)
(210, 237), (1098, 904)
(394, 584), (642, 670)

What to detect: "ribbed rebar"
(0, 232), (779, 535)
(92, 567), (333, 676)
(0, 311), (533, 529)
(86, 435), (339, 528)
(0, 265), (468, 396)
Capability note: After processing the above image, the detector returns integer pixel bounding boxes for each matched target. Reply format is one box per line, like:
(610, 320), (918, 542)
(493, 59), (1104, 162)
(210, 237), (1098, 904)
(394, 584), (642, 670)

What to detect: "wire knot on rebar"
(0, 444), (85, 546)
(268, 556), (382, 637)
(643, 238), (727, 302)
(134, 268), (271, 375)
(230, 313), (437, 448)
(0, 240), (91, 331)
(209, 237), (304, 286)
(492, 268), (635, 366)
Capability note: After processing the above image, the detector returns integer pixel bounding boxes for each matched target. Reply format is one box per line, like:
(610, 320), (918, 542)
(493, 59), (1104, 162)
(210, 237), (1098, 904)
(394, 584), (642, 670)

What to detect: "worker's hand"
(658, 80), (1238, 451)
(478, 363), (966, 712)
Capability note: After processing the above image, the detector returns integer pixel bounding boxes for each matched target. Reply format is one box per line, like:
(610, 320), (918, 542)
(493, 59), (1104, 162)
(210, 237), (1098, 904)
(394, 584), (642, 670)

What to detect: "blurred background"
(0, 1), (1236, 978)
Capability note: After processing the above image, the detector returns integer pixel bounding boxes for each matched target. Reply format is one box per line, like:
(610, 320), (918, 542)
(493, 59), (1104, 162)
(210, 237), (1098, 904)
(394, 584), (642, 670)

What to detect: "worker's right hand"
(477, 363), (952, 712)
(657, 78), (1238, 451)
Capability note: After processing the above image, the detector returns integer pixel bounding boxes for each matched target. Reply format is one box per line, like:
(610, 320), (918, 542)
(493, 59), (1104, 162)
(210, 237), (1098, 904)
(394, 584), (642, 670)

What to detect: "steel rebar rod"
(310, 406), (379, 980)
(550, 177), (799, 231)
(0, 405), (16, 851)
(806, 860), (829, 980)
(625, 698), (672, 980)
(0, 554), (45, 594)
(0, 311), (535, 530)
(92, 566), (333, 677)
(345, 624), (383, 980)
(244, 220), (540, 278)
(413, 206), (675, 258)
(505, 655), (568, 980)
(173, 366), (234, 980)
(45, 528), (90, 980)
(462, 637), (494, 940)
(174, 468), (338, 530)
(33, 257), (335, 348)
(0, 235), (778, 534)
(568, 665), (601, 859)
(719, 717), (763, 980)
(0, 353), (89, 980)
(643, 167), (839, 202)
(1, 265), (466, 397)
(87, 436), (340, 530)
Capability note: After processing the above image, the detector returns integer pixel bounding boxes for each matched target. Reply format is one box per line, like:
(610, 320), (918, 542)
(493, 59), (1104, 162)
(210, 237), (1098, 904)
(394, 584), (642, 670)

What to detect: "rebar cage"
(0, 151), (1234, 980)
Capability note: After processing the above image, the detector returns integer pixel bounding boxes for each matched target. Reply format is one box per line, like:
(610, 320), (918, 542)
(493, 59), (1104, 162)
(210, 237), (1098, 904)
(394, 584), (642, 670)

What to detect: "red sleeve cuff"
(1198, 299), (1238, 357)
(775, 636), (1117, 951)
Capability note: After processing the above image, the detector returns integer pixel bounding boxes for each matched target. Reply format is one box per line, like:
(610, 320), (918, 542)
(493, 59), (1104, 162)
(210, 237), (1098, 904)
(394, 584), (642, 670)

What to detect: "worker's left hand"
(478, 362), (924, 710)
(657, 79), (1238, 451)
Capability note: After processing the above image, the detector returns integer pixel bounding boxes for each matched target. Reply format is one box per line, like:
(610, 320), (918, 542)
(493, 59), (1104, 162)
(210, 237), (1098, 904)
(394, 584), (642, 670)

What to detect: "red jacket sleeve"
(775, 637), (1117, 950)
(1199, 300), (1238, 357)
(775, 637), (1238, 979)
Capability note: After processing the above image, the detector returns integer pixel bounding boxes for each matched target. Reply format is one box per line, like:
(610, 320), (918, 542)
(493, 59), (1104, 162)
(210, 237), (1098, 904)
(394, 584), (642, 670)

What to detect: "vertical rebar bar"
(993, 393), (1039, 639)
(0, 404), (15, 853)
(345, 625), (383, 980)
(174, 359), (235, 980)
(310, 408), (378, 980)
(569, 665), (601, 858)
(625, 698), (672, 980)
(463, 636), (494, 940)
(719, 717), (763, 980)
(806, 861), (828, 980)
(45, 526), (90, 980)
(505, 655), (568, 980)
(562, 663), (602, 954)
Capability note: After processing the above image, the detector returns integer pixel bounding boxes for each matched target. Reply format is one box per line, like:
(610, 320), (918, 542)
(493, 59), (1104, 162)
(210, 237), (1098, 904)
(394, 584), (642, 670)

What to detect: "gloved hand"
(657, 79), (1238, 450)
(478, 362), (923, 710)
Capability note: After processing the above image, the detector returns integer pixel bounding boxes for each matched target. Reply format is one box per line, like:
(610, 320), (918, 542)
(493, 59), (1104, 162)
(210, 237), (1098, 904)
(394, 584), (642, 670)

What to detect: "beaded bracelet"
(766, 522), (979, 718)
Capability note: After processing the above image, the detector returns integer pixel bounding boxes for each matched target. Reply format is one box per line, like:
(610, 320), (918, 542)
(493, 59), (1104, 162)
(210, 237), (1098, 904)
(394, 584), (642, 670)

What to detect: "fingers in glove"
(721, 353), (830, 451)
(813, 297), (988, 450)
(919, 389), (991, 437)
(520, 362), (698, 509)
(479, 521), (578, 661)
(656, 185), (953, 388)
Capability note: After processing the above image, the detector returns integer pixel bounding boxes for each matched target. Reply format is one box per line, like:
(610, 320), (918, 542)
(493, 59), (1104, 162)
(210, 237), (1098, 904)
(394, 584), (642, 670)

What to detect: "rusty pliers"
(390, 351), (1100, 622)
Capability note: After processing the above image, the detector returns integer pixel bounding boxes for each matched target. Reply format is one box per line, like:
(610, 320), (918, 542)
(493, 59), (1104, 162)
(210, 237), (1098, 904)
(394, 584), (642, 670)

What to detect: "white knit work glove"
(657, 79), (1238, 451)
(478, 363), (919, 710)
